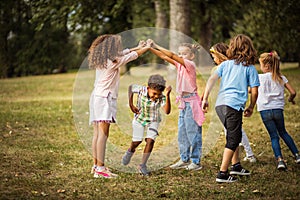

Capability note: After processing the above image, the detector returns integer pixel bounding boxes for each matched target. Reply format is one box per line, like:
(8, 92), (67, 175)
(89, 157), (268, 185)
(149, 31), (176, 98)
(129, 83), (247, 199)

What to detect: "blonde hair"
(210, 43), (228, 63)
(259, 50), (283, 84)
(179, 43), (201, 55)
(227, 34), (257, 66)
(88, 34), (122, 69)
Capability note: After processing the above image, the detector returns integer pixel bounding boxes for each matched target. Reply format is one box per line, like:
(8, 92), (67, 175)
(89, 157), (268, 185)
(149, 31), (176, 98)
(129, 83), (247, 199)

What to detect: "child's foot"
(230, 163), (250, 175)
(277, 160), (287, 170)
(137, 164), (149, 176)
(295, 154), (300, 164)
(216, 171), (238, 183)
(122, 149), (134, 165)
(94, 167), (118, 178)
(186, 162), (202, 171)
(243, 155), (257, 163)
(169, 160), (189, 169)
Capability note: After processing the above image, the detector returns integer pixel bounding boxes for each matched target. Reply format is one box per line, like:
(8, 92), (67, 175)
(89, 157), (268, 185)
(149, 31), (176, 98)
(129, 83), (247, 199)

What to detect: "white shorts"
(89, 92), (117, 124)
(132, 119), (159, 141)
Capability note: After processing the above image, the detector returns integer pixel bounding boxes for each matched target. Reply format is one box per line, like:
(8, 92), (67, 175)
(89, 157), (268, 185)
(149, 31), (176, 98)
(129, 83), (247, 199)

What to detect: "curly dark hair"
(148, 74), (166, 92)
(88, 34), (123, 69)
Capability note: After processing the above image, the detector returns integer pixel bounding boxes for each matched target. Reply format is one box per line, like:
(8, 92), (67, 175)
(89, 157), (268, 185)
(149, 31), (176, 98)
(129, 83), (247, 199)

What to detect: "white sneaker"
(169, 160), (189, 169)
(186, 162), (202, 171)
(243, 156), (257, 163)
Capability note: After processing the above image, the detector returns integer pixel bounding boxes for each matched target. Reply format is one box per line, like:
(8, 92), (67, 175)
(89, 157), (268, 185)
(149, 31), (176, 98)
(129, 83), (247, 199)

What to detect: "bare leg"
(231, 147), (240, 165)
(129, 141), (142, 152)
(141, 138), (155, 165)
(220, 148), (235, 172)
(96, 122), (110, 166)
(92, 122), (98, 165)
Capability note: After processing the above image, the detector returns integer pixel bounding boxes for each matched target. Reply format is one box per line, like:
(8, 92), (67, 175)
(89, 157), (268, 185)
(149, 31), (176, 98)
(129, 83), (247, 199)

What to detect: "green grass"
(0, 64), (299, 199)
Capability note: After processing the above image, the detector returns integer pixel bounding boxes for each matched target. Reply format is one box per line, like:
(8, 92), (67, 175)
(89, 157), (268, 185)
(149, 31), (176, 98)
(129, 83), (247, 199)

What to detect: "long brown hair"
(210, 42), (228, 63)
(259, 51), (283, 84)
(88, 34), (122, 69)
(227, 34), (257, 66)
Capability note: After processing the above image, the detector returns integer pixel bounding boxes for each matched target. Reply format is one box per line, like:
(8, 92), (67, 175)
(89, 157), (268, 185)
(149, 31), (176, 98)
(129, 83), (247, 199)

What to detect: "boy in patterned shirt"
(122, 74), (172, 175)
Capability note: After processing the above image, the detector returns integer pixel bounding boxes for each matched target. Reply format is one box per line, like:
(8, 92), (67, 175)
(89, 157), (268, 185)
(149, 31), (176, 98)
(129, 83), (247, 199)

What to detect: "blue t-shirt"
(215, 60), (260, 111)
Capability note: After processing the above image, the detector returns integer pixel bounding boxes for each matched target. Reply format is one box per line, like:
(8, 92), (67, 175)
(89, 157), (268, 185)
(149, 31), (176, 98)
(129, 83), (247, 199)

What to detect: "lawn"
(0, 63), (299, 199)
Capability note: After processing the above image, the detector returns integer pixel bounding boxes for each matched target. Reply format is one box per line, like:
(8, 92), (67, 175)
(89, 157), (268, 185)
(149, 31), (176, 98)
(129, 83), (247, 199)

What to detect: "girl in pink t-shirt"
(148, 39), (204, 171)
(88, 34), (150, 178)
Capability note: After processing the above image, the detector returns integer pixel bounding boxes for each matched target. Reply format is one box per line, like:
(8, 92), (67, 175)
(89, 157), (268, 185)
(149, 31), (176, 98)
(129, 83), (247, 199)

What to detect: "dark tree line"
(0, 0), (299, 78)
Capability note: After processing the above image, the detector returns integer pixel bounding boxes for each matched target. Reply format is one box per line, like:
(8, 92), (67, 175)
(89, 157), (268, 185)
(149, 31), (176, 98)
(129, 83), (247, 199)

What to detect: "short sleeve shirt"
(215, 60), (260, 111)
(257, 73), (288, 111)
(131, 85), (166, 126)
(174, 59), (198, 95)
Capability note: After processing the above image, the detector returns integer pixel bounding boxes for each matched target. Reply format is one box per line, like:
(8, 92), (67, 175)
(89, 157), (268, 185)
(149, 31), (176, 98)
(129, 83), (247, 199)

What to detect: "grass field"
(0, 63), (299, 199)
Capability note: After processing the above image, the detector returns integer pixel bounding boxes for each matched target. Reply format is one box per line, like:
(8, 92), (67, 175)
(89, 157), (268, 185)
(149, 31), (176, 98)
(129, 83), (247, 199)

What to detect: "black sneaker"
(230, 164), (251, 175)
(295, 154), (300, 164)
(277, 160), (287, 170)
(216, 171), (238, 183)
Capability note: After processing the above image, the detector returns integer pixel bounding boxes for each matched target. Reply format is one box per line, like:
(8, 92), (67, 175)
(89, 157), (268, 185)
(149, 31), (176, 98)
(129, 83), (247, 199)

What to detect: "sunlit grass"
(0, 63), (299, 199)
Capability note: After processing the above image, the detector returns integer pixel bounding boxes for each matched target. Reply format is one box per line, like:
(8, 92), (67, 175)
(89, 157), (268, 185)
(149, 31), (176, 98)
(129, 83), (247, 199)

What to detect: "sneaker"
(186, 162), (202, 171)
(295, 154), (300, 164)
(137, 164), (149, 176)
(94, 167), (118, 178)
(122, 150), (134, 165)
(230, 164), (251, 175)
(169, 160), (189, 169)
(277, 160), (287, 170)
(243, 156), (257, 163)
(216, 171), (238, 183)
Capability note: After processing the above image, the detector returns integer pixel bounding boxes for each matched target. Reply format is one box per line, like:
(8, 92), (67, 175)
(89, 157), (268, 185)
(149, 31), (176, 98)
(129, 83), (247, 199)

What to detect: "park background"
(0, 0), (300, 199)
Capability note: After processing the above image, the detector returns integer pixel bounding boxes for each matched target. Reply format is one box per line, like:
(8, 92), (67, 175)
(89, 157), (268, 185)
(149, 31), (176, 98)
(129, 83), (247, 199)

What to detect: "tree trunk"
(198, 2), (212, 52)
(154, 0), (168, 29)
(169, 0), (191, 52)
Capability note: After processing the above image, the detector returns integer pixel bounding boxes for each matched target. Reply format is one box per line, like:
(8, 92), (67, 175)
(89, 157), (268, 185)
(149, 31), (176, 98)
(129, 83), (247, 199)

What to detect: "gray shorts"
(132, 119), (159, 141)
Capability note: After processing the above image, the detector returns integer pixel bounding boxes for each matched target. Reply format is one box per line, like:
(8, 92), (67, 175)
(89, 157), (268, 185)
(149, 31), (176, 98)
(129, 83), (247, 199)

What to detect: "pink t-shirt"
(174, 59), (198, 95)
(93, 49), (138, 98)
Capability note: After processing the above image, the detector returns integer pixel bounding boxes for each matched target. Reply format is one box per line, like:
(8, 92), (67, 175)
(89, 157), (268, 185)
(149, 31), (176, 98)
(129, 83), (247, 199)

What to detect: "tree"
(233, 0), (300, 65)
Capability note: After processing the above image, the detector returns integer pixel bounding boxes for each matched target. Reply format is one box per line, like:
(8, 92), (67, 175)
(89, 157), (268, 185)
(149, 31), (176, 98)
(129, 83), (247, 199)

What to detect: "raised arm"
(149, 47), (176, 65)
(148, 39), (185, 66)
(129, 40), (150, 56)
(285, 82), (296, 104)
(163, 86), (172, 114)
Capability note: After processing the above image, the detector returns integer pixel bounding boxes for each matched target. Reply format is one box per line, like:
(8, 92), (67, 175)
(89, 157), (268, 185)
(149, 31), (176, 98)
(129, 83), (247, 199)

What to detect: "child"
(88, 34), (150, 178)
(121, 74), (172, 175)
(257, 50), (300, 170)
(148, 39), (205, 171)
(210, 43), (257, 163)
(202, 34), (260, 183)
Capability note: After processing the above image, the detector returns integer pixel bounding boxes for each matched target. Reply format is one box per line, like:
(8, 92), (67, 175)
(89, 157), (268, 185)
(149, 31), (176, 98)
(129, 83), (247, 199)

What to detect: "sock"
(233, 162), (241, 168)
(96, 166), (105, 171)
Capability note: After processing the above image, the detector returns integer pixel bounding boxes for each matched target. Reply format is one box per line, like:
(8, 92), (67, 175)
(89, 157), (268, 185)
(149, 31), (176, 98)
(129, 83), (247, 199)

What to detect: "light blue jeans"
(260, 109), (299, 159)
(178, 102), (202, 164)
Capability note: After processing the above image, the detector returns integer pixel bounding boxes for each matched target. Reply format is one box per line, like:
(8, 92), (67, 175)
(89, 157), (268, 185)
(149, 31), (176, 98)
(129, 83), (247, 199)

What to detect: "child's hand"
(244, 107), (253, 117)
(165, 85), (172, 95)
(130, 105), (140, 114)
(288, 98), (296, 105)
(202, 100), (209, 113)
(147, 39), (155, 48)
(138, 40), (146, 48)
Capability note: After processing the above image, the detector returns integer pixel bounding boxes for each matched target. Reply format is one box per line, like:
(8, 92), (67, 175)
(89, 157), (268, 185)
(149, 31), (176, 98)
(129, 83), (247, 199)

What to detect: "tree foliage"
(0, 0), (299, 78)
